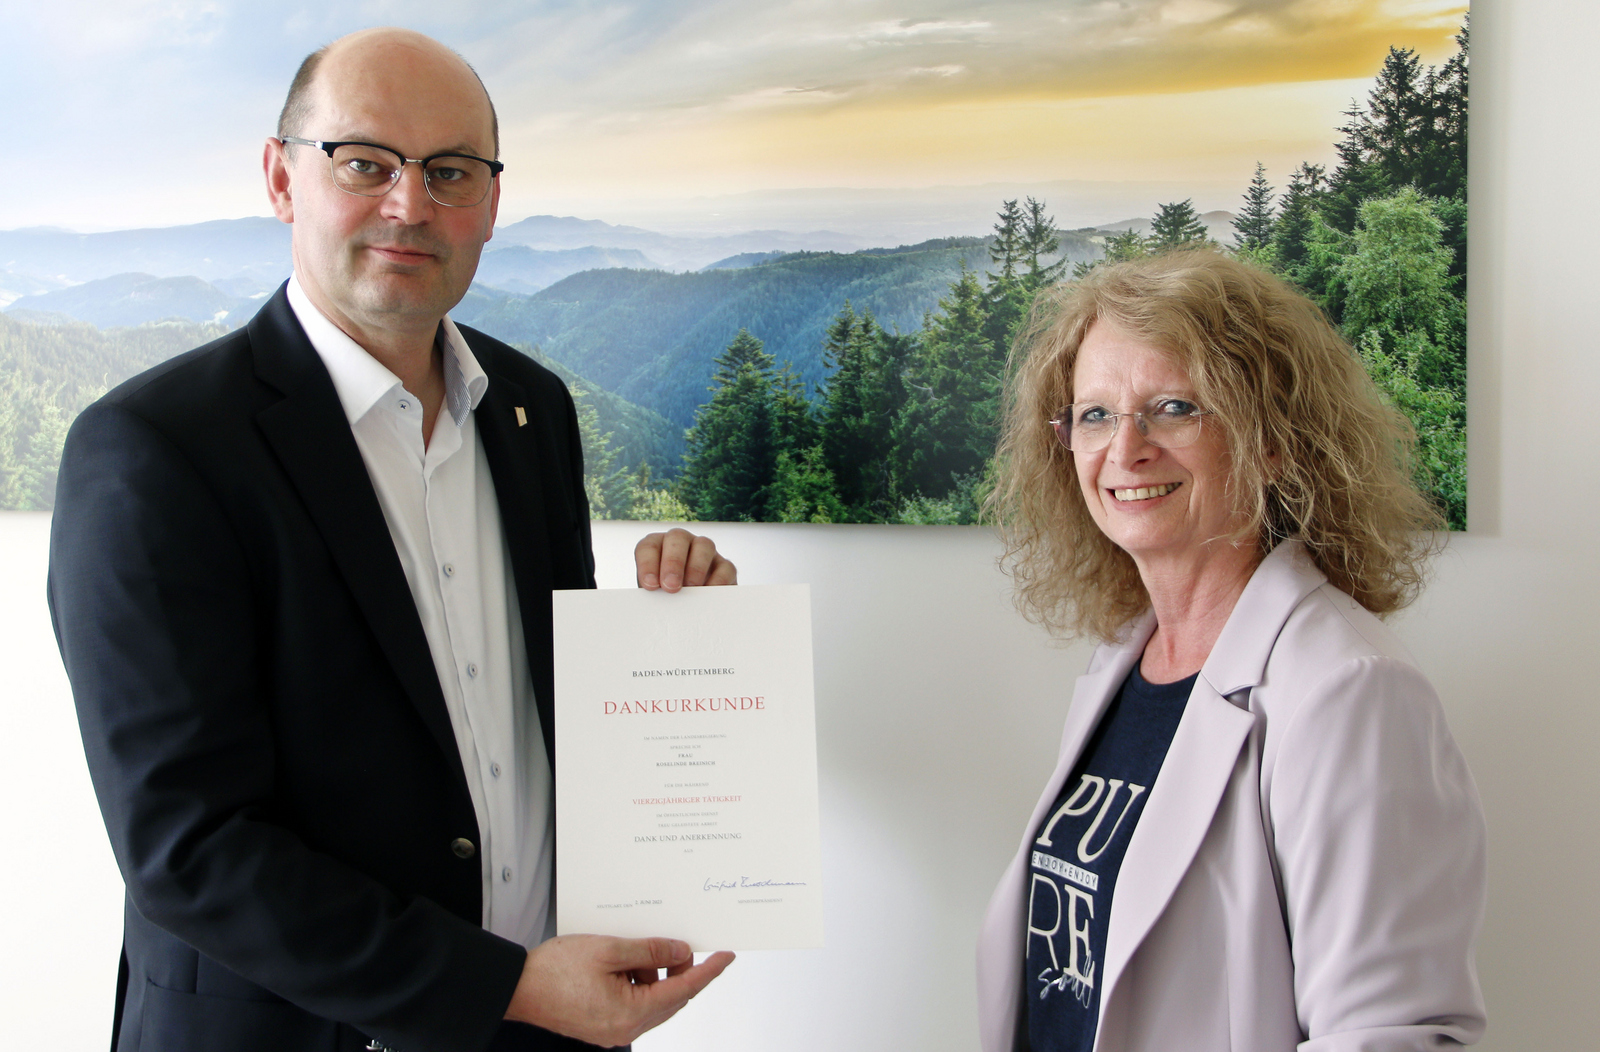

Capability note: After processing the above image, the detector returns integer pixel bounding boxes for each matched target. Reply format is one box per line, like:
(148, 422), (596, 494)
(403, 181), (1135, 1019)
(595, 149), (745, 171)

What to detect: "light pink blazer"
(977, 540), (1487, 1052)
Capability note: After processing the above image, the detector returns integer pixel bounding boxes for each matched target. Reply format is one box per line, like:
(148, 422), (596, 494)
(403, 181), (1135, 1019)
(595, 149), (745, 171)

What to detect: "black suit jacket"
(49, 287), (598, 1052)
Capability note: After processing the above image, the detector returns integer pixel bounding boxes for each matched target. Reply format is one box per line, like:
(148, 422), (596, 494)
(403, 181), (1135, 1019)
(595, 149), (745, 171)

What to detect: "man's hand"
(504, 934), (735, 1047)
(635, 528), (737, 591)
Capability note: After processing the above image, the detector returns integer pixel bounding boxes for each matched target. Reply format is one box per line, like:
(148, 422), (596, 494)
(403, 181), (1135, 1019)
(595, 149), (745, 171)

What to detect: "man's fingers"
(681, 535), (718, 587)
(704, 554), (737, 586)
(602, 936), (692, 973)
(635, 528), (693, 591)
(635, 528), (735, 591)
(656, 528), (694, 591)
(634, 533), (665, 589)
(631, 952), (736, 1012)
(508, 935), (729, 1046)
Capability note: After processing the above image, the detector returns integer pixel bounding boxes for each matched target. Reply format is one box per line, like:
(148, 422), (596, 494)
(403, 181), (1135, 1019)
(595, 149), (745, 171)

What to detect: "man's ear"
(263, 137), (295, 224)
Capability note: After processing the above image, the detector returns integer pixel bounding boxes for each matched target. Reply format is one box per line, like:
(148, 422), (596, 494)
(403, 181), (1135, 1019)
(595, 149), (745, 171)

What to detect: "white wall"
(3, 0), (1596, 1047)
(0, 512), (123, 1051)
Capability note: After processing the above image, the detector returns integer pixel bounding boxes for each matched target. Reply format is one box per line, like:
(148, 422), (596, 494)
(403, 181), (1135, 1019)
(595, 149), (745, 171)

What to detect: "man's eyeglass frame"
(279, 136), (504, 208)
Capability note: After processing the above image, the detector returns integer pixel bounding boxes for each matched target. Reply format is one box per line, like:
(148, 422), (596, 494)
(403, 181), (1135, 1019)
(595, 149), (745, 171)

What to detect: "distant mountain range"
(488, 215), (869, 271)
(452, 234), (1112, 428)
(0, 214), (884, 313)
(6, 272), (271, 329)
(473, 245), (662, 294)
(0, 212), (1176, 333)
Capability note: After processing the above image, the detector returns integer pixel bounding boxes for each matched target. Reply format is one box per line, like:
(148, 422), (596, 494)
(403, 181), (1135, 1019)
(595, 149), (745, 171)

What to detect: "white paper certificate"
(553, 584), (823, 950)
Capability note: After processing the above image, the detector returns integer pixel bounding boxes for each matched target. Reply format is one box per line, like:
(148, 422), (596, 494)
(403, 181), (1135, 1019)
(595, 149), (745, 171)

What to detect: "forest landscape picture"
(0, 2), (1469, 527)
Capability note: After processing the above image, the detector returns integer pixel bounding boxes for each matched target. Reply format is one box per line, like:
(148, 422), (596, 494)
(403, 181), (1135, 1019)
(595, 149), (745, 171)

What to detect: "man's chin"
(346, 275), (468, 323)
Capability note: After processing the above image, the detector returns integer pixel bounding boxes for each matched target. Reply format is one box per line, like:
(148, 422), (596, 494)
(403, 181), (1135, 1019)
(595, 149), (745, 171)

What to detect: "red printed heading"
(603, 697), (766, 715)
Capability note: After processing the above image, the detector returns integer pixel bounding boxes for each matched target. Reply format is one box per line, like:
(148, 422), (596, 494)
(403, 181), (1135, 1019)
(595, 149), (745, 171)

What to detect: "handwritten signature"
(703, 875), (808, 892)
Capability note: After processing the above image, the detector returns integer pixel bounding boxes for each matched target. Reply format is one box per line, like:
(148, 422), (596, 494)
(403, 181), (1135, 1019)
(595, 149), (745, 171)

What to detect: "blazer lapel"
(1098, 677), (1254, 1014)
(1096, 540), (1326, 1023)
(977, 616), (1153, 1050)
(247, 289), (465, 781)
(472, 363), (559, 765)
(1030, 624), (1151, 834)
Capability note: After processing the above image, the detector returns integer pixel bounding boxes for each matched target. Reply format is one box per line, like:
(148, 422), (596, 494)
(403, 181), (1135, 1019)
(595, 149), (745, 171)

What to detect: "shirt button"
(490, 762), (502, 778)
(451, 838), (475, 859)
(467, 662), (479, 678)
(442, 563), (455, 577)
(502, 866), (513, 882)
(398, 398), (412, 411)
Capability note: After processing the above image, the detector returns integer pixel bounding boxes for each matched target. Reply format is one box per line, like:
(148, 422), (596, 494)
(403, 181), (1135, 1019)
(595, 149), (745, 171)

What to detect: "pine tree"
(1427, 18), (1469, 206)
(572, 387), (632, 519)
(1290, 211), (1354, 323)
(1074, 227), (1149, 278)
(1269, 162), (1327, 272)
(1019, 197), (1067, 291)
(862, 329), (916, 511)
(769, 445), (849, 523)
(1427, 19), (1469, 279)
(709, 327), (774, 386)
(1148, 199), (1211, 253)
(983, 200), (1029, 357)
(1232, 163), (1277, 251)
(619, 463), (693, 522)
(894, 268), (997, 499)
(1324, 25), (1469, 233)
(679, 329), (779, 521)
(819, 305), (907, 519)
(819, 303), (871, 508)
(988, 199), (1024, 285)
(772, 365), (818, 453)
(1325, 84), (1406, 235)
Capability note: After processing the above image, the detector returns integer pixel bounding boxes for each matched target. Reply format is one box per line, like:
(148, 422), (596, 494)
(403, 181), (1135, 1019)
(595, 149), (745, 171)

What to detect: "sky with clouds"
(0, 0), (1467, 236)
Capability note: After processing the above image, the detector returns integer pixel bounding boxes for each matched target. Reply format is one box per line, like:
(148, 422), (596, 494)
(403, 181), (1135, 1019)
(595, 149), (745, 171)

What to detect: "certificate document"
(553, 584), (823, 950)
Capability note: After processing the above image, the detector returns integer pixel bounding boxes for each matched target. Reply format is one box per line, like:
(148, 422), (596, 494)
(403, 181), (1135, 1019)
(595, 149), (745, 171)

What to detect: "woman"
(978, 252), (1485, 1052)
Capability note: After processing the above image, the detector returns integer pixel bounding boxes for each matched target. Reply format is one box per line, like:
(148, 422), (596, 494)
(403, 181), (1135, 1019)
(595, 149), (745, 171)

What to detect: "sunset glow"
(1, 0), (1469, 232)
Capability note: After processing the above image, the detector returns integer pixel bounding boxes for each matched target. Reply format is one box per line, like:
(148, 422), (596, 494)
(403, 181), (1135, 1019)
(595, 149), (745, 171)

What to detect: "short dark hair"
(276, 46), (328, 144)
(275, 40), (501, 158)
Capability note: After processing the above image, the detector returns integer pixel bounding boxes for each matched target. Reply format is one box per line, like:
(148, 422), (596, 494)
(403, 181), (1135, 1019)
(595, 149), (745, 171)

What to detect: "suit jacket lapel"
(247, 289), (465, 782)
(472, 362), (559, 765)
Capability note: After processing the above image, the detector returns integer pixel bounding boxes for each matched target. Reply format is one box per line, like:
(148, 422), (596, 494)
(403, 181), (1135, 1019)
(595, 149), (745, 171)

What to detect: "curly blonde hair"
(989, 250), (1444, 641)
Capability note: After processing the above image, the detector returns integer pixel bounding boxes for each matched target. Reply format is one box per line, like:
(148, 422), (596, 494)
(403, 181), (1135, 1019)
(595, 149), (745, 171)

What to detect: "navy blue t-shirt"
(1023, 662), (1195, 1052)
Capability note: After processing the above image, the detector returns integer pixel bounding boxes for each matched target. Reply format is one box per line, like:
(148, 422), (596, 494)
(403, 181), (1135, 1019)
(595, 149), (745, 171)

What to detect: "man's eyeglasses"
(280, 137), (504, 208)
(1049, 398), (1211, 452)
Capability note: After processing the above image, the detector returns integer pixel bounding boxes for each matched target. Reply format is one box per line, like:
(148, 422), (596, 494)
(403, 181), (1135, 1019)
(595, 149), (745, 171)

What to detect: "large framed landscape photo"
(0, 1), (1469, 527)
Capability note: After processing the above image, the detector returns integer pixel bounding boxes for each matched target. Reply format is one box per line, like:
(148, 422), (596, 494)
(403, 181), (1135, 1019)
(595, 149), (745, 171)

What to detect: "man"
(49, 27), (734, 1052)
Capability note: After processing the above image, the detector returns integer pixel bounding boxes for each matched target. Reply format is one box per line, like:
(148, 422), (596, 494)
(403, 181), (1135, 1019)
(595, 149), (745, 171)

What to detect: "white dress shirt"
(288, 276), (555, 948)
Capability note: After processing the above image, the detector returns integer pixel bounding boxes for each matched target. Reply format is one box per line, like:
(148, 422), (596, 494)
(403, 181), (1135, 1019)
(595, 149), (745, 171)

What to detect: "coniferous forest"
(626, 23), (1469, 527)
(0, 25), (1467, 528)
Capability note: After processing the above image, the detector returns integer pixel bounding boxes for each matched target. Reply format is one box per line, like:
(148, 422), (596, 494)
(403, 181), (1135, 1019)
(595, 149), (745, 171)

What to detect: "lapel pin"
(514, 406), (527, 427)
